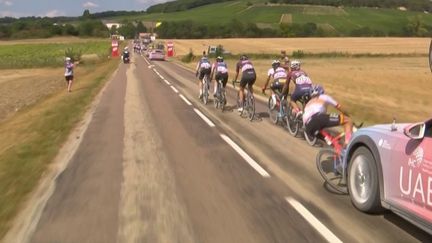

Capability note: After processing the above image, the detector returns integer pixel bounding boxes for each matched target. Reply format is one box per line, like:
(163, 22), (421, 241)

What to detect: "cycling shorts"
(291, 85), (312, 102)
(65, 75), (74, 81)
(199, 68), (211, 80)
(305, 113), (345, 137)
(270, 80), (285, 95)
(240, 70), (256, 88)
(215, 73), (228, 87)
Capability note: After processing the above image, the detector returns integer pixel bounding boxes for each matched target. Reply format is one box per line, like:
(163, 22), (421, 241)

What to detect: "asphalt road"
(23, 54), (432, 243)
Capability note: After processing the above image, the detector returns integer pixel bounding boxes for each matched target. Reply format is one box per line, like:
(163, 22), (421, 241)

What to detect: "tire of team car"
(348, 147), (383, 213)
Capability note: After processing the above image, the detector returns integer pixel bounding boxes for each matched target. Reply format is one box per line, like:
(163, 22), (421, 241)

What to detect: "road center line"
(170, 86), (179, 93)
(193, 108), (215, 127)
(163, 79), (171, 85)
(285, 197), (343, 243)
(220, 134), (270, 178)
(179, 94), (192, 106)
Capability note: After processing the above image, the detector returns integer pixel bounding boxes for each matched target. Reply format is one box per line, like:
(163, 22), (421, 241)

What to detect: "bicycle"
(263, 88), (287, 125)
(202, 74), (211, 105)
(286, 94), (315, 146)
(214, 79), (226, 111)
(315, 122), (363, 194)
(233, 80), (255, 121)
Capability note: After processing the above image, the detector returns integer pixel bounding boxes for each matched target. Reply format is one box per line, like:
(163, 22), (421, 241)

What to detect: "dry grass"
(168, 38), (430, 56)
(0, 68), (64, 121)
(181, 56), (431, 124)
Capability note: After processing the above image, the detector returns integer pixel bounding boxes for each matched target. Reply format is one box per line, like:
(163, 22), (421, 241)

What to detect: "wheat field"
(177, 38), (431, 125)
(169, 37), (430, 56)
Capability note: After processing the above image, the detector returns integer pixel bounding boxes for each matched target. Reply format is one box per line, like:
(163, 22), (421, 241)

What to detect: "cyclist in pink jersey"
(281, 60), (313, 116)
(303, 85), (353, 146)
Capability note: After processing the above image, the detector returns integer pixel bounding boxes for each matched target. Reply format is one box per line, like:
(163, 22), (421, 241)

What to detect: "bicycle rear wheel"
(220, 89), (226, 111)
(316, 148), (348, 194)
(304, 129), (318, 146)
(247, 93), (255, 121)
(203, 76), (209, 105)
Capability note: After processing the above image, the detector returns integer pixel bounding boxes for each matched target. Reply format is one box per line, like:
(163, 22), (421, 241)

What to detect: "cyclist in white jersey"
(195, 53), (212, 99)
(303, 85), (353, 146)
(211, 56), (229, 97)
(262, 60), (287, 108)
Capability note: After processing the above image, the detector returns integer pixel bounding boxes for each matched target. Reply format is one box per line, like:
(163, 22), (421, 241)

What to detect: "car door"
(387, 121), (432, 224)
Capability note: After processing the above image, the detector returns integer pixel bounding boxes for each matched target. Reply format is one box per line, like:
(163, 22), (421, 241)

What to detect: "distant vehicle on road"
(149, 49), (165, 61)
(344, 117), (432, 234)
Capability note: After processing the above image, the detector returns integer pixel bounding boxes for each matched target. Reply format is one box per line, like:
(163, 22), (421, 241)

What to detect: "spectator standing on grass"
(280, 50), (290, 71)
(64, 57), (75, 93)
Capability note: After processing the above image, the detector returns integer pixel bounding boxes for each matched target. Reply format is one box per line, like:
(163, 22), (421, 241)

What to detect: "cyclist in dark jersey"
(233, 55), (256, 112)
(211, 56), (229, 97)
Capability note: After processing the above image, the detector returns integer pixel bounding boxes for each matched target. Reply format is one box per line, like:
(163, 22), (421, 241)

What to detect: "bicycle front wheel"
(316, 148), (348, 194)
(286, 108), (299, 136)
(268, 97), (278, 124)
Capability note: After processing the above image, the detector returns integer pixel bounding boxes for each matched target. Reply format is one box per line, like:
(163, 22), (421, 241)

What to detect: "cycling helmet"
(240, 54), (248, 60)
(216, 56), (224, 62)
(310, 84), (325, 98)
(124, 47), (128, 50)
(272, 60), (280, 68)
(65, 57), (71, 61)
(291, 59), (301, 70)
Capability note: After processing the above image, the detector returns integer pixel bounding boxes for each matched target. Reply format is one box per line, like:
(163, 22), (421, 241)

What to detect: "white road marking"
(179, 94), (192, 106)
(193, 108), (215, 127)
(286, 197), (343, 243)
(163, 79), (171, 85)
(170, 86), (179, 93)
(220, 134), (270, 178)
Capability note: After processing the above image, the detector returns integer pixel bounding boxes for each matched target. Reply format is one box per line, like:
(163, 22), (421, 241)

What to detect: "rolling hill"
(110, 0), (432, 36)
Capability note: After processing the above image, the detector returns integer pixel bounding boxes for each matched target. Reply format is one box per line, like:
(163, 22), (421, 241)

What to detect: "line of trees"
(269, 0), (432, 12)
(155, 18), (432, 38)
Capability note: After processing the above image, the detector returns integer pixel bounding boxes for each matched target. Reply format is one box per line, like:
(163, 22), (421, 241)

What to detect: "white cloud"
(44, 9), (66, 17)
(83, 1), (99, 8)
(0, 0), (13, 6)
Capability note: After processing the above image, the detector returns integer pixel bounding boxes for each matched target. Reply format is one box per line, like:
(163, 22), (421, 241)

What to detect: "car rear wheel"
(348, 147), (383, 213)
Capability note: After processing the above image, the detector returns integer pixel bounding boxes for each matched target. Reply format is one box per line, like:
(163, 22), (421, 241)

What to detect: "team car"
(148, 49), (165, 61)
(344, 117), (432, 234)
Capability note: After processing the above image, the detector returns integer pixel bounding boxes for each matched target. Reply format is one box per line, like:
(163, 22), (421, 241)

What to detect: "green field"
(0, 41), (111, 69)
(112, 1), (432, 34)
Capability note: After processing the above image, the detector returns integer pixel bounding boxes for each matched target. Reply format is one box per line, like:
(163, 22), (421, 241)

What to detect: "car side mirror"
(404, 122), (425, 140)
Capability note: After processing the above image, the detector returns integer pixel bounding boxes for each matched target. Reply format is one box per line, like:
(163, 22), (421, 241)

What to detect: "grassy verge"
(0, 59), (118, 238)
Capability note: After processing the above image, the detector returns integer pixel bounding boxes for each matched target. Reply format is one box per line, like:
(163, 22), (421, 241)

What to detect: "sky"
(0, 0), (172, 18)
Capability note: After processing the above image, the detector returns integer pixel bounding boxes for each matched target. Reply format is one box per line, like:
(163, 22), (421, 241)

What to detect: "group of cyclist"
(195, 50), (354, 146)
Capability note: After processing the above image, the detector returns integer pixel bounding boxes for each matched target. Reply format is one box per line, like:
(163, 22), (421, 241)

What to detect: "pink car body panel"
(347, 119), (432, 233)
